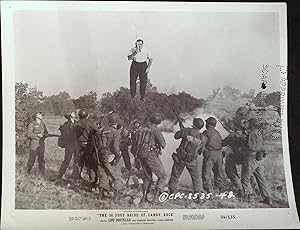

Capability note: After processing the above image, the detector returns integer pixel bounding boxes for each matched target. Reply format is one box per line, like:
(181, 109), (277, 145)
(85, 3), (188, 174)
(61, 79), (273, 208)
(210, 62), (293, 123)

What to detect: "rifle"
(45, 133), (61, 138)
(95, 111), (114, 126)
(40, 133), (61, 141)
(168, 102), (184, 129)
(91, 134), (100, 165)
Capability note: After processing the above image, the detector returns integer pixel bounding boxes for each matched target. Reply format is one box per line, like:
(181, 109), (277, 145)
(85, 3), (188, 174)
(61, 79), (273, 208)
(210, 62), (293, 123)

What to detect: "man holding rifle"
(26, 112), (49, 176)
(168, 117), (206, 201)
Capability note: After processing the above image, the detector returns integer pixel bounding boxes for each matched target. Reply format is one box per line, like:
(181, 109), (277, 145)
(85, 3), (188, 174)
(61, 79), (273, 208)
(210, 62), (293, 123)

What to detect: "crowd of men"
(25, 106), (272, 206)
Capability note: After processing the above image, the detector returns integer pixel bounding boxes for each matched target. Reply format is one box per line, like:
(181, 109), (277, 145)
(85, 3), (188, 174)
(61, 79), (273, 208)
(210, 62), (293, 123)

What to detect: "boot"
(39, 169), (46, 178)
(98, 187), (105, 199)
(263, 196), (273, 206)
(114, 190), (123, 200)
(140, 189), (149, 204)
(246, 194), (254, 203)
(26, 168), (31, 176)
(236, 189), (244, 199)
(152, 188), (161, 204)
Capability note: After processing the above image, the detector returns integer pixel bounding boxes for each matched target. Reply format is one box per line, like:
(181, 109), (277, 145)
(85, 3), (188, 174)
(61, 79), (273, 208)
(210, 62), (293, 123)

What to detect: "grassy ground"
(15, 116), (289, 209)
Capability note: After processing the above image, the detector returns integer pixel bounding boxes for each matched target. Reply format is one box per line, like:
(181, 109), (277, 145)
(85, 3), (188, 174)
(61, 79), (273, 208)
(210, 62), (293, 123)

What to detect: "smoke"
(159, 107), (230, 139)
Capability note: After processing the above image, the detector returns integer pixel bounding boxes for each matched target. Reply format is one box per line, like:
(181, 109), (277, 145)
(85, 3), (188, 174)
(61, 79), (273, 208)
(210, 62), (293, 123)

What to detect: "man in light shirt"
(127, 39), (153, 101)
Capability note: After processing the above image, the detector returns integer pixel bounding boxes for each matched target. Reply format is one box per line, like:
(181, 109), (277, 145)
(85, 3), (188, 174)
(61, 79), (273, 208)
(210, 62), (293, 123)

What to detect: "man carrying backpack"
(168, 118), (205, 200)
(96, 113), (124, 198)
(55, 111), (78, 180)
(135, 112), (167, 204)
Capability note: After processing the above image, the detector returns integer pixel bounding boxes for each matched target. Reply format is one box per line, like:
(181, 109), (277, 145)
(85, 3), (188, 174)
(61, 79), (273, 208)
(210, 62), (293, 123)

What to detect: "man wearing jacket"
(26, 112), (48, 176)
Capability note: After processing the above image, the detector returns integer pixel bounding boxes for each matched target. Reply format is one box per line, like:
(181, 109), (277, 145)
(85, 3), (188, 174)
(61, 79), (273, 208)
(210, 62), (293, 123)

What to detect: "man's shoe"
(140, 190), (149, 204)
(26, 169), (31, 175)
(263, 196), (273, 206)
(152, 188), (161, 204)
(39, 170), (46, 178)
(246, 194), (254, 203)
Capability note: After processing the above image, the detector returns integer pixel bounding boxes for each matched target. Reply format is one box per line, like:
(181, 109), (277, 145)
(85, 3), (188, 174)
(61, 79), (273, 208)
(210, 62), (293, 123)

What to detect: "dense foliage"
(15, 81), (281, 154)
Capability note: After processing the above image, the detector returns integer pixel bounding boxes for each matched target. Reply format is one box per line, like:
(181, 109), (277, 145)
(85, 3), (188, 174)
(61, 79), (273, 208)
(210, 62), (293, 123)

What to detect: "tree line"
(15, 80), (281, 154)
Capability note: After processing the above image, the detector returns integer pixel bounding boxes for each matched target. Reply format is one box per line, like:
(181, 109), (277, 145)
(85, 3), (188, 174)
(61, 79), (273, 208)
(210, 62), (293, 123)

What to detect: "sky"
(13, 9), (281, 100)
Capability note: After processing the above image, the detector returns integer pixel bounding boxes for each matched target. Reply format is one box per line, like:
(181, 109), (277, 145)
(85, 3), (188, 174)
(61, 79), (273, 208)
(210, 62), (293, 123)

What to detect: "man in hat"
(96, 113), (124, 198)
(168, 118), (205, 199)
(127, 39), (152, 101)
(240, 118), (272, 205)
(135, 112), (167, 204)
(130, 120), (142, 170)
(26, 112), (49, 176)
(202, 117), (227, 193)
(117, 122), (132, 172)
(55, 111), (78, 180)
(72, 108), (98, 182)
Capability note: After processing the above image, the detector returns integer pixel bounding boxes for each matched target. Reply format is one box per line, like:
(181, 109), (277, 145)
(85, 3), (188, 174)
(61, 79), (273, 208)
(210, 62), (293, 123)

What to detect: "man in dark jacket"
(56, 111), (78, 180)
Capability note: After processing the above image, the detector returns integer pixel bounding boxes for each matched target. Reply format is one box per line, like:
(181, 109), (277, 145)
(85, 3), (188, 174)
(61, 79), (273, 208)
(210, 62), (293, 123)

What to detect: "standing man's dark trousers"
(70, 142), (86, 179)
(121, 146), (132, 171)
(241, 152), (270, 198)
(27, 140), (45, 174)
(130, 61), (148, 100)
(168, 157), (202, 193)
(202, 150), (227, 193)
(58, 143), (79, 177)
(140, 151), (167, 193)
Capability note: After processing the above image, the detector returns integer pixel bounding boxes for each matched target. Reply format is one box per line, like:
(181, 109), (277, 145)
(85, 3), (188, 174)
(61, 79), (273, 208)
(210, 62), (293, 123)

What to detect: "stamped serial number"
(69, 216), (91, 221)
(159, 191), (235, 202)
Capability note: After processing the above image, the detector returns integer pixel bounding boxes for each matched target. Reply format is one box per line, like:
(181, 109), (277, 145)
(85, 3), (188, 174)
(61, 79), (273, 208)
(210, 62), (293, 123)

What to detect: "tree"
(73, 91), (97, 110)
(15, 82), (44, 155)
(99, 84), (206, 125)
(44, 92), (75, 116)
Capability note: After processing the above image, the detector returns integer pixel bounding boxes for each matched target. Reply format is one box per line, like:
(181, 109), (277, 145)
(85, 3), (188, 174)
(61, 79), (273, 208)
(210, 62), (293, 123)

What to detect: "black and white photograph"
(2, 1), (299, 230)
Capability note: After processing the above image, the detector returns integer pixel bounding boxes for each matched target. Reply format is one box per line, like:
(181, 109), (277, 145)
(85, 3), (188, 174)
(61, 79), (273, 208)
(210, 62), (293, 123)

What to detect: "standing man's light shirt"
(128, 47), (151, 63)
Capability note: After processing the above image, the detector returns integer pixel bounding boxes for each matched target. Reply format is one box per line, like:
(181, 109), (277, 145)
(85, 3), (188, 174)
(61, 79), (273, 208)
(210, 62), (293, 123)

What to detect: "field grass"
(15, 116), (289, 209)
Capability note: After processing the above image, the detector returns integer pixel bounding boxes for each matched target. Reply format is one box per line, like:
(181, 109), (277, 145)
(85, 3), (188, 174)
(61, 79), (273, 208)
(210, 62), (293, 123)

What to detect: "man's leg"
(225, 156), (243, 191)
(212, 152), (228, 192)
(71, 143), (82, 179)
(103, 160), (124, 192)
(140, 157), (153, 192)
(121, 147), (132, 171)
(186, 158), (203, 193)
(27, 144), (39, 173)
(139, 156), (153, 203)
(98, 163), (111, 191)
(241, 156), (259, 199)
(58, 145), (73, 177)
(253, 162), (271, 198)
(37, 143), (46, 174)
(130, 62), (138, 99)
(145, 153), (167, 192)
(168, 160), (185, 193)
(139, 62), (148, 100)
(202, 156), (214, 193)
